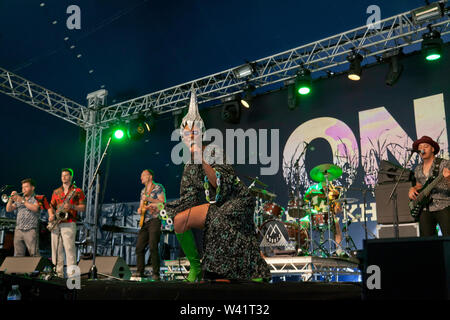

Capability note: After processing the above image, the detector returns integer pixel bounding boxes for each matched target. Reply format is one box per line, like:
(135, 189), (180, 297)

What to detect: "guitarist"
(135, 169), (166, 280)
(408, 136), (450, 237)
(48, 168), (86, 278)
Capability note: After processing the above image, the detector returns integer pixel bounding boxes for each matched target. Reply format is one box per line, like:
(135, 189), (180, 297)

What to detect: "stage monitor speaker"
(0, 256), (53, 274)
(376, 223), (420, 238)
(78, 256), (131, 280)
(374, 182), (414, 224)
(377, 160), (413, 184)
(361, 237), (450, 299)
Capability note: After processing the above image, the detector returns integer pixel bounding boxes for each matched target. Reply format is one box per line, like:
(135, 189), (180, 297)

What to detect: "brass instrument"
(1, 192), (24, 204)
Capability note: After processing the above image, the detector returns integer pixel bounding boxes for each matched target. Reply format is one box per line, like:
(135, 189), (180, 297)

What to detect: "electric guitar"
(139, 200), (149, 228)
(409, 173), (444, 221)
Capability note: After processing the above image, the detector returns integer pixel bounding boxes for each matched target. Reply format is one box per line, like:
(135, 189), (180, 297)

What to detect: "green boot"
(176, 230), (202, 282)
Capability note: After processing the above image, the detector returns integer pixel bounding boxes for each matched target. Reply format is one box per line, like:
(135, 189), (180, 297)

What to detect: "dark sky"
(0, 0), (430, 203)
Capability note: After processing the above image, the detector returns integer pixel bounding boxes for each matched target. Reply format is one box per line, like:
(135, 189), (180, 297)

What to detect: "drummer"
(303, 182), (343, 252)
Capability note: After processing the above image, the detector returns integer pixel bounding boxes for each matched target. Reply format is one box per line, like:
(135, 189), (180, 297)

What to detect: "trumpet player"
(5, 179), (41, 257)
(48, 168), (86, 278)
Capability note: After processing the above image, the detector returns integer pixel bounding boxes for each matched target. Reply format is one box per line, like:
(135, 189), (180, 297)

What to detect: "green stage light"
(113, 128), (125, 140)
(295, 68), (312, 96)
(298, 86), (311, 95)
(422, 27), (443, 62)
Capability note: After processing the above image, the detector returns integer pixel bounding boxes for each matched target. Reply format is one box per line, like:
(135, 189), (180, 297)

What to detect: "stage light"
(127, 115), (152, 140)
(384, 50), (403, 86)
(113, 128), (125, 140)
(422, 26), (443, 61)
(287, 82), (298, 111)
(411, 3), (443, 26)
(240, 85), (255, 108)
(221, 95), (241, 124)
(295, 68), (312, 95)
(347, 51), (363, 81)
(233, 64), (253, 79)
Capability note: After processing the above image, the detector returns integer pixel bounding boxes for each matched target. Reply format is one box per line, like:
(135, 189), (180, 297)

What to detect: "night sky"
(0, 0), (431, 204)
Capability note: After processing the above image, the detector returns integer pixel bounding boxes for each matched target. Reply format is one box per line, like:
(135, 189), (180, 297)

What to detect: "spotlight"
(233, 64), (253, 79)
(422, 26), (443, 61)
(347, 51), (363, 81)
(110, 124), (127, 141)
(240, 85), (255, 108)
(411, 3), (443, 26)
(384, 50), (403, 86)
(287, 82), (298, 111)
(295, 68), (312, 95)
(127, 115), (152, 140)
(221, 95), (241, 124)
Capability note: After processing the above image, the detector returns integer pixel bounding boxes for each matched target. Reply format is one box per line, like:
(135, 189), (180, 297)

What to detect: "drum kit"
(248, 163), (358, 258)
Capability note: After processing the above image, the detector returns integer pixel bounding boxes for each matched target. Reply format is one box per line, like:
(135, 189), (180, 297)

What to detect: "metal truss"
(82, 90), (108, 224)
(96, 0), (450, 127)
(265, 256), (361, 282)
(0, 67), (91, 128)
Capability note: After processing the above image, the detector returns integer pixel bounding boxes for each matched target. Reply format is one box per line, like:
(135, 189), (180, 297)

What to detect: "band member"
(135, 169), (166, 280)
(164, 89), (271, 282)
(408, 136), (450, 236)
(6, 179), (46, 257)
(304, 182), (343, 252)
(48, 168), (86, 278)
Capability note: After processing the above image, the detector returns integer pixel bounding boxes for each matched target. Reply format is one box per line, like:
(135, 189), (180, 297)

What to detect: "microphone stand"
(87, 136), (112, 280)
(387, 151), (415, 239)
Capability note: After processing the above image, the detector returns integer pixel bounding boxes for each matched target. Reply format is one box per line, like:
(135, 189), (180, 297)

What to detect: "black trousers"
(419, 206), (450, 237)
(136, 219), (161, 276)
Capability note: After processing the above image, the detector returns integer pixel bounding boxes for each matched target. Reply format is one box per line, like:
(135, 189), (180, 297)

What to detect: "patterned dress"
(165, 149), (271, 280)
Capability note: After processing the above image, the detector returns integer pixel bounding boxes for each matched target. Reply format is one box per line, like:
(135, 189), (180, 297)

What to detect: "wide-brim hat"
(412, 136), (440, 154)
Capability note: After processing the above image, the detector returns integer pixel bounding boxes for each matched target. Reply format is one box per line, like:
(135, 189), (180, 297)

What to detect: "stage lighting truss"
(92, 1), (449, 127)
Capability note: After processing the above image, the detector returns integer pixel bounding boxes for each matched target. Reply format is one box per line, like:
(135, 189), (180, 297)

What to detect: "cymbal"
(335, 198), (359, 204)
(310, 164), (343, 183)
(243, 175), (268, 188)
(249, 187), (276, 200)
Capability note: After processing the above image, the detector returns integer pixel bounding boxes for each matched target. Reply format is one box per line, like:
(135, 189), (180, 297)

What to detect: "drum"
(312, 212), (329, 228)
(263, 202), (283, 218)
(284, 222), (309, 250)
(287, 199), (307, 218)
(258, 220), (309, 256)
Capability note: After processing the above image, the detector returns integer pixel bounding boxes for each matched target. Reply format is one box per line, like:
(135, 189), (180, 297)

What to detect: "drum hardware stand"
(341, 201), (357, 254)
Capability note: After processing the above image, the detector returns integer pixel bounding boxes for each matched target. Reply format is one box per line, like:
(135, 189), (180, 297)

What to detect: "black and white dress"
(165, 148), (271, 280)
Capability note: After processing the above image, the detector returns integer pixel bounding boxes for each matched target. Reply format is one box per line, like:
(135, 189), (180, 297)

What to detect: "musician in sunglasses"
(408, 136), (450, 237)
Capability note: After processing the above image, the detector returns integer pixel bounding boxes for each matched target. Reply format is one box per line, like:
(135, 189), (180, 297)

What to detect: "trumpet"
(1, 192), (24, 204)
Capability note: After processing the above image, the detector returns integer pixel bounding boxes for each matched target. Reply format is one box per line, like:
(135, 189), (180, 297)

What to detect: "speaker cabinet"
(362, 237), (450, 299)
(374, 182), (414, 224)
(0, 256), (53, 274)
(376, 223), (420, 238)
(78, 256), (131, 280)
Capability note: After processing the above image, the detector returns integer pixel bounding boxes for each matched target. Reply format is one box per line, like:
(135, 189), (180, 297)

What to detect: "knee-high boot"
(176, 230), (202, 282)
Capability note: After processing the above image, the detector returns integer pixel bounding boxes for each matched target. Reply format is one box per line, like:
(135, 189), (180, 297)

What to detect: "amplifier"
(376, 223), (420, 238)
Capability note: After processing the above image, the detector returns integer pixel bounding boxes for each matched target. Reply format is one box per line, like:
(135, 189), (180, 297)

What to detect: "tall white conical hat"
(180, 86), (205, 135)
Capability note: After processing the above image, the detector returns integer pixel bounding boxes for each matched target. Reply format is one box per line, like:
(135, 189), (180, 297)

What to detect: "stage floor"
(0, 273), (362, 301)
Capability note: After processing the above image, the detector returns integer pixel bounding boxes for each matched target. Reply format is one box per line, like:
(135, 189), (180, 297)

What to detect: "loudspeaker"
(374, 182), (414, 224)
(78, 256), (131, 280)
(362, 237), (450, 299)
(376, 223), (420, 238)
(377, 160), (413, 184)
(0, 256), (53, 274)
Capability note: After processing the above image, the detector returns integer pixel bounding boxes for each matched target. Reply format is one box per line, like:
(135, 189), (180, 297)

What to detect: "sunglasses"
(183, 130), (200, 136)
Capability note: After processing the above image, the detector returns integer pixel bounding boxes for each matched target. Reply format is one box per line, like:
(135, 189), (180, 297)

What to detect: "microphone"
(407, 148), (424, 154)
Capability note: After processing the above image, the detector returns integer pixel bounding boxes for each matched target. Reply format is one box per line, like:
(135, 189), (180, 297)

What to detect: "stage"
(0, 273), (362, 301)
